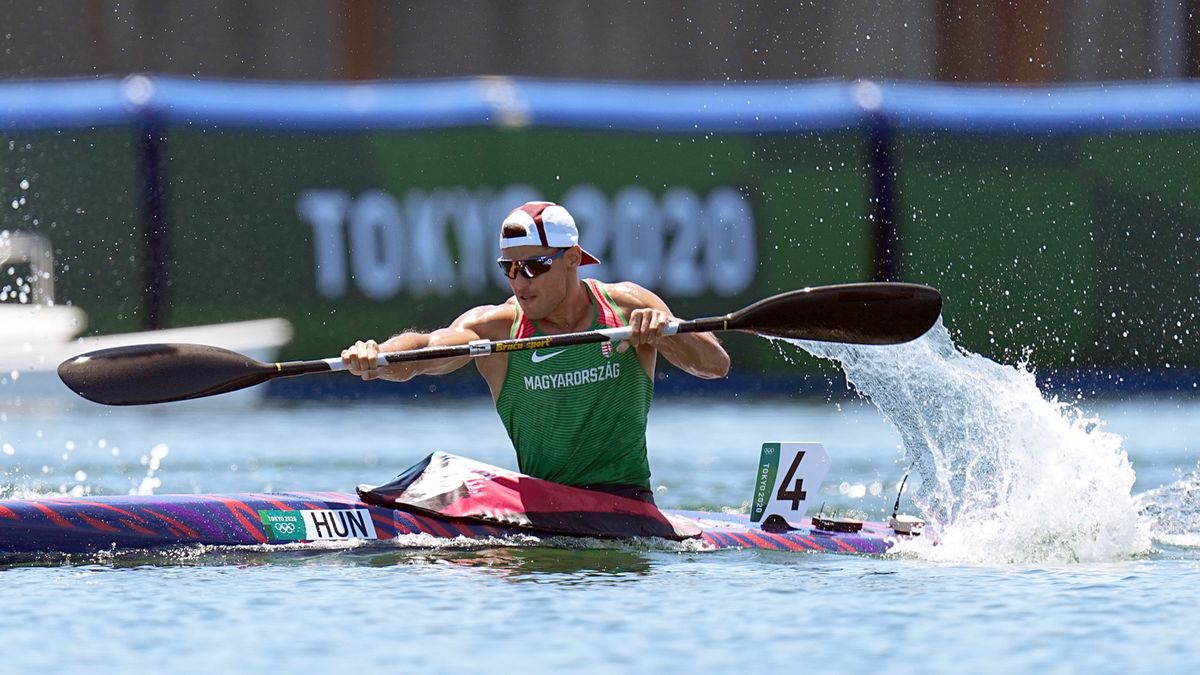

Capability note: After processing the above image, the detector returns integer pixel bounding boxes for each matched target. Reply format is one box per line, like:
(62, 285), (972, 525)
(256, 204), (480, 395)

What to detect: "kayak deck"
(0, 491), (902, 560)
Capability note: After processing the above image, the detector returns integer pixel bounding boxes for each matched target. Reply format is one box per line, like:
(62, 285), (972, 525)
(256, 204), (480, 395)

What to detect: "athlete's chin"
(516, 296), (546, 320)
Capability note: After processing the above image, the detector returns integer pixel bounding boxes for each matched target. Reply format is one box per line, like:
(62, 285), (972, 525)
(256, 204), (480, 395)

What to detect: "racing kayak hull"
(0, 491), (903, 559)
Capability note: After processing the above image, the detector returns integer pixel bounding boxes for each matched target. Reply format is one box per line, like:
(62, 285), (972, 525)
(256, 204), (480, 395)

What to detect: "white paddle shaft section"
(320, 322), (683, 371)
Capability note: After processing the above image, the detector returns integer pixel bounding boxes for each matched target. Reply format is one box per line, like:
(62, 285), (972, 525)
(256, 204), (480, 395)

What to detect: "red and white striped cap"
(500, 201), (600, 265)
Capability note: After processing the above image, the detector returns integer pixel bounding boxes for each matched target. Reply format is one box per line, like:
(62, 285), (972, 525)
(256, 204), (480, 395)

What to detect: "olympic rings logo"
(274, 522), (298, 535)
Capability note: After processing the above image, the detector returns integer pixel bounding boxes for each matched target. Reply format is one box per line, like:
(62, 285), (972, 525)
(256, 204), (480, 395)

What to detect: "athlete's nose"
(510, 273), (532, 292)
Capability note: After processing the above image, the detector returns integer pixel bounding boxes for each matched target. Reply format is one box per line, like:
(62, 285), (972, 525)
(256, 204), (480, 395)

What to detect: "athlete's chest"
(523, 340), (617, 369)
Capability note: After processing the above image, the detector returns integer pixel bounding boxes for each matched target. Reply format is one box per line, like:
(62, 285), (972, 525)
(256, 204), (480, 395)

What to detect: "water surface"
(2, 390), (1199, 673)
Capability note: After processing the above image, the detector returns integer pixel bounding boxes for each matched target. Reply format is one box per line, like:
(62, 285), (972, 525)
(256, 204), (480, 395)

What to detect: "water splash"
(0, 436), (167, 499)
(1136, 463), (1200, 548)
(787, 318), (1151, 564)
(132, 443), (170, 495)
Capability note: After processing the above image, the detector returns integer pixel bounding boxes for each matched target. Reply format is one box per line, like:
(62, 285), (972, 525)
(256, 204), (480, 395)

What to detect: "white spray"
(791, 319), (1151, 563)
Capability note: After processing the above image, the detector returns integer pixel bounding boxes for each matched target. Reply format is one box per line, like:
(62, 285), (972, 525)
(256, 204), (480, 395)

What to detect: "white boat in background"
(1, 231), (293, 406)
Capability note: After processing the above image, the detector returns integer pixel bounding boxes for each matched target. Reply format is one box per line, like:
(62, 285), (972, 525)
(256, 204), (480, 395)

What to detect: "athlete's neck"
(533, 280), (593, 334)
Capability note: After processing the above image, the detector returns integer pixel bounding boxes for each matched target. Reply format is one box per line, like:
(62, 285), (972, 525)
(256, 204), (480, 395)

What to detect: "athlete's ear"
(566, 246), (582, 268)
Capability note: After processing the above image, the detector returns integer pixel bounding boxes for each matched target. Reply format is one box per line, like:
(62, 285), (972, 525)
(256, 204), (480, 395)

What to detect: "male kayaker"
(341, 201), (730, 503)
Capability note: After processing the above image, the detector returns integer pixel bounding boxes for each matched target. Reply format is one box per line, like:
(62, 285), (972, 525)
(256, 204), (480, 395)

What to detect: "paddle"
(58, 282), (941, 406)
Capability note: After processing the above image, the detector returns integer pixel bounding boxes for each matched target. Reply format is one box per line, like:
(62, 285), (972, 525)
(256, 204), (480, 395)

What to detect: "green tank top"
(496, 279), (654, 489)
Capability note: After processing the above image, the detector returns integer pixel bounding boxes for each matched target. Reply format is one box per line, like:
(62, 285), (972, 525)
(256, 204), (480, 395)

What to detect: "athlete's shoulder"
(452, 301), (518, 341)
(591, 280), (670, 313)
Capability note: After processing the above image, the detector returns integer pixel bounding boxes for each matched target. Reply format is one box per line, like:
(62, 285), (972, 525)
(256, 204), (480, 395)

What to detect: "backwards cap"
(499, 201), (600, 265)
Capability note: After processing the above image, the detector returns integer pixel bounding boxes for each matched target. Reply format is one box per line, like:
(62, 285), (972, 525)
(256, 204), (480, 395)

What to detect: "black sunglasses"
(497, 249), (568, 280)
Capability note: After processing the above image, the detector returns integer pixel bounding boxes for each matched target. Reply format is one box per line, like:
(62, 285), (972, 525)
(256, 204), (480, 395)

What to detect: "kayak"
(0, 490), (908, 560)
(0, 448), (926, 561)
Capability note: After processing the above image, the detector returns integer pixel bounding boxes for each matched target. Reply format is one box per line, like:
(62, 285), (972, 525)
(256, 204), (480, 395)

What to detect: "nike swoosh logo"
(530, 349), (566, 363)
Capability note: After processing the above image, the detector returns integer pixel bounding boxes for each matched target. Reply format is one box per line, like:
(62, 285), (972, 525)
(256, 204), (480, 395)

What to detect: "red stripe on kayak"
(461, 522), (494, 537)
(736, 531), (779, 550)
(409, 512), (456, 539)
(116, 518), (157, 536)
(794, 533), (835, 552)
(439, 520), (471, 537)
(830, 537), (859, 554)
(257, 496), (299, 511)
(705, 532), (749, 549)
(75, 512), (120, 532)
(0, 504), (18, 520)
(705, 530), (734, 547)
(744, 531), (804, 552)
(225, 497), (267, 521)
(141, 508), (201, 538)
(739, 532), (777, 549)
(55, 499), (150, 524)
(802, 534), (863, 554)
(391, 512), (421, 534)
(775, 535), (812, 552)
(799, 535), (836, 552)
(720, 530), (748, 547)
(32, 502), (74, 529)
(368, 511), (396, 538)
(211, 496), (268, 543)
(780, 536), (822, 552)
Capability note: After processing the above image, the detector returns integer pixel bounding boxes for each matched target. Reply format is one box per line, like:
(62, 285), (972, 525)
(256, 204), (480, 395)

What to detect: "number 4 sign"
(749, 442), (831, 527)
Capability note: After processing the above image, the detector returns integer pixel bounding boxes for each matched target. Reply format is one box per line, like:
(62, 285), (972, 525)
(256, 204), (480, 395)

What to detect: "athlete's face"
(501, 245), (579, 320)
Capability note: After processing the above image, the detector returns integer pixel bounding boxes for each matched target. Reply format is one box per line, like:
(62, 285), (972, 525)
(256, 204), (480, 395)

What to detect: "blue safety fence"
(5, 76), (1200, 132)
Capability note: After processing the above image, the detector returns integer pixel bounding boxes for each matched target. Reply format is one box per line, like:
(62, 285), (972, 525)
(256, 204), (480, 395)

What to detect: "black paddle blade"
(729, 282), (943, 345)
(57, 343), (276, 405)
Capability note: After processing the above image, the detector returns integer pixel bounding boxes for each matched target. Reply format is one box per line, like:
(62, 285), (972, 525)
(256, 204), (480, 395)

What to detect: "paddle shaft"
(58, 282), (942, 405)
(293, 319), (717, 376)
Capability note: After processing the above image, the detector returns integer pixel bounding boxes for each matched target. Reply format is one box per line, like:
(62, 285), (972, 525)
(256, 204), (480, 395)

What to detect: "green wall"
(899, 132), (1200, 371)
(163, 127), (872, 373)
(5, 122), (1196, 379)
(0, 129), (145, 334)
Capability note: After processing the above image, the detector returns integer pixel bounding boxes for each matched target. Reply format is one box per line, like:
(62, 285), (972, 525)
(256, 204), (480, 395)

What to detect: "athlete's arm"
(342, 303), (515, 382)
(606, 282), (731, 380)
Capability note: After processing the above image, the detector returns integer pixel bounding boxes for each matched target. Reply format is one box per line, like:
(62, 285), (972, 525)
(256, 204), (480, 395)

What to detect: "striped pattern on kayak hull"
(0, 492), (898, 558)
